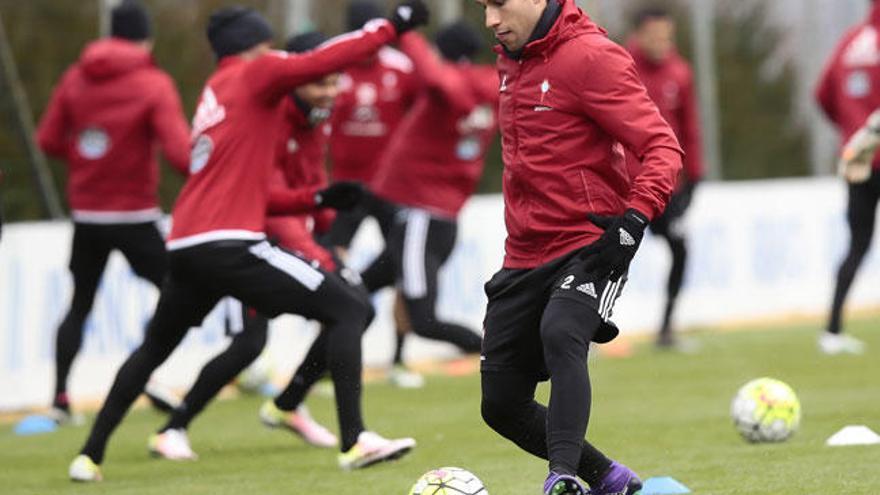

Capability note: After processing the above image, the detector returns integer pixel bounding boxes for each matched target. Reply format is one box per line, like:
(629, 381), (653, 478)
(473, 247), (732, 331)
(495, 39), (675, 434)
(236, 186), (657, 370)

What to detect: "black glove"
(579, 209), (649, 280)
(388, 0), (430, 34)
(315, 182), (365, 210)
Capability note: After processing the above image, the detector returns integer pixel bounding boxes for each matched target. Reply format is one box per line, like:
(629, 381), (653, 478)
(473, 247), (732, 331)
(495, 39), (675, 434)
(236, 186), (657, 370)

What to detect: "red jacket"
(167, 21), (397, 250)
(371, 33), (499, 218)
(816, 2), (880, 169)
(496, 0), (682, 269)
(36, 38), (190, 223)
(626, 41), (703, 184)
(266, 99), (335, 270)
(329, 47), (418, 183)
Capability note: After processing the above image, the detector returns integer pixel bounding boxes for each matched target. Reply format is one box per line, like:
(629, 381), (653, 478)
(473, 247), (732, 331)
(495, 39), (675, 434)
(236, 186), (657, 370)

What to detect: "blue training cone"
(641, 476), (691, 495)
(14, 415), (58, 436)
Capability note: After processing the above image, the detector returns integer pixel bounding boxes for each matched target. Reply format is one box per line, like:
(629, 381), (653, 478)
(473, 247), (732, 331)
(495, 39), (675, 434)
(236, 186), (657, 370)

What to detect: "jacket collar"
(502, 0), (562, 60)
(496, 0), (606, 61)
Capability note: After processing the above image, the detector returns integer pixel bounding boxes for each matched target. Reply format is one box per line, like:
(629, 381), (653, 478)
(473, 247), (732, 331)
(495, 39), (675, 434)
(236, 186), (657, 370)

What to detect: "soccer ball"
(236, 352), (275, 394)
(730, 377), (801, 443)
(409, 467), (488, 495)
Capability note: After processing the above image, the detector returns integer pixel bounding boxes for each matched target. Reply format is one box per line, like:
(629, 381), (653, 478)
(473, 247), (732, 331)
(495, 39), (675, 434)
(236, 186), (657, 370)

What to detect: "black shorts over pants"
(480, 248), (625, 381)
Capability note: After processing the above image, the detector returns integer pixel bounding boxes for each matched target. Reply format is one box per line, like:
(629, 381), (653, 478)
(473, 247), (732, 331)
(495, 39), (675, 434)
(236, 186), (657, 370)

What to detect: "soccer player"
(625, 7), (704, 349)
(67, 3), (428, 482)
(253, 22), (498, 420)
(148, 31), (355, 460)
(35, 0), (191, 423)
(326, 1), (424, 388)
(815, 0), (880, 355)
(326, 0), (419, 251)
(358, 21), (498, 367)
(473, 1), (683, 494)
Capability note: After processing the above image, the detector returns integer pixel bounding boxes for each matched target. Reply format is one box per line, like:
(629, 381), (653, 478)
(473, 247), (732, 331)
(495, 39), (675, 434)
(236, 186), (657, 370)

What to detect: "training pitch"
(3, 319), (879, 494)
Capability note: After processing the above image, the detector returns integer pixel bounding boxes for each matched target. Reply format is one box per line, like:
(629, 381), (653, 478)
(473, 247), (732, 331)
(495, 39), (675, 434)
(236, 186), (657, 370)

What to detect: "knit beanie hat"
(207, 6), (274, 59)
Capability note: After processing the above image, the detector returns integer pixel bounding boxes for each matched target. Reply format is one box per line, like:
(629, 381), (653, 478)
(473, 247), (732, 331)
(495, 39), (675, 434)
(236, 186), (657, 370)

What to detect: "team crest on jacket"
(534, 79), (553, 111)
(540, 79), (551, 102)
(77, 127), (110, 160)
(499, 73), (508, 92)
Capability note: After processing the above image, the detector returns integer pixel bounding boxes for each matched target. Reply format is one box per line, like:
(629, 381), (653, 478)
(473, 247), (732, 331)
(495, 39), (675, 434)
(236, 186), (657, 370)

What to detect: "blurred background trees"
(0, 0), (868, 221)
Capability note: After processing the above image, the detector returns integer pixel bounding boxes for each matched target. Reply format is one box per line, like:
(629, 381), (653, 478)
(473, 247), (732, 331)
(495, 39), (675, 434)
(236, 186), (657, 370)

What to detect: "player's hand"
(578, 209), (649, 280)
(315, 182), (365, 210)
(838, 110), (880, 184)
(389, 0), (429, 35)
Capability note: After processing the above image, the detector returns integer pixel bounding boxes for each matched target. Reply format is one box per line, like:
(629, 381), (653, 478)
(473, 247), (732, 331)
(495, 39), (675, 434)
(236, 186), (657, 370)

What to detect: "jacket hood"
(871, 2), (880, 27)
(495, 0), (606, 60)
(79, 38), (153, 80)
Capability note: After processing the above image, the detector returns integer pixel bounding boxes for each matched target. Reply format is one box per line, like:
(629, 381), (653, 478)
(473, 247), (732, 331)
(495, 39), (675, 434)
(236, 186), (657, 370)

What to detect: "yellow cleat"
(338, 431), (416, 470)
(69, 454), (102, 482)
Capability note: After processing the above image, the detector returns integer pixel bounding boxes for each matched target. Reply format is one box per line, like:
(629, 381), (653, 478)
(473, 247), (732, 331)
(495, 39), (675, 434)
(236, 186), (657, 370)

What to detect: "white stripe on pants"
(402, 209), (430, 299)
(248, 241), (325, 291)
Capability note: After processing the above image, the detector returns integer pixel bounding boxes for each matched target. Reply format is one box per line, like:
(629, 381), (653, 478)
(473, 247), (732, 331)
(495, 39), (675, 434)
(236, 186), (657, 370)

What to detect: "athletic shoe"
(69, 454), (102, 482)
(388, 365), (425, 389)
(544, 472), (587, 495)
(144, 381), (182, 413)
(48, 406), (84, 426)
(259, 401), (338, 448)
(819, 332), (865, 355)
(337, 431), (416, 470)
(587, 462), (643, 495)
(148, 428), (198, 461)
(656, 334), (701, 354)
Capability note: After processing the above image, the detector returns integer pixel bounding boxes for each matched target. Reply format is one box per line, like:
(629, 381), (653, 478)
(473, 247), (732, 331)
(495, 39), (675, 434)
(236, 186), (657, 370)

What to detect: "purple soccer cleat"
(544, 472), (588, 495)
(587, 462), (643, 495)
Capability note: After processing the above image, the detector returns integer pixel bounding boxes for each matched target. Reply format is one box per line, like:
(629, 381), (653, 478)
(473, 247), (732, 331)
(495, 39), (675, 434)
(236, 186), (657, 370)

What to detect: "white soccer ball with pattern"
(409, 467), (488, 495)
(731, 377), (801, 443)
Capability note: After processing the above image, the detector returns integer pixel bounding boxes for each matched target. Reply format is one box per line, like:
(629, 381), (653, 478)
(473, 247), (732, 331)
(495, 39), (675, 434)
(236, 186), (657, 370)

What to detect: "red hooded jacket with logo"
(816, 2), (880, 169)
(265, 98), (335, 270)
(166, 21), (397, 251)
(495, 0), (683, 269)
(371, 32), (499, 218)
(329, 47), (418, 183)
(626, 41), (703, 185)
(36, 38), (190, 223)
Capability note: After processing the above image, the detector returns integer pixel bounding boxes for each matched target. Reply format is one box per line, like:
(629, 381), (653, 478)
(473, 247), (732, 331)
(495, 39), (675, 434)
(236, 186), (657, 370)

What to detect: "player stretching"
(359, 21), (498, 365)
(625, 7), (704, 350)
(36, 0), (190, 423)
(148, 31), (362, 461)
(327, 1), (424, 387)
(68, 3), (428, 482)
(815, 0), (880, 355)
(474, 1), (682, 494)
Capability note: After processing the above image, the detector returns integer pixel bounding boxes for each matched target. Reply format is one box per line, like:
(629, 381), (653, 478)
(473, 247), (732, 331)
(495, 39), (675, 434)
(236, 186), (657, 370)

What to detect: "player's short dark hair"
(346, 0), (383, 31)
(285, 31), (329, 54)
(632, 7), (672, 29)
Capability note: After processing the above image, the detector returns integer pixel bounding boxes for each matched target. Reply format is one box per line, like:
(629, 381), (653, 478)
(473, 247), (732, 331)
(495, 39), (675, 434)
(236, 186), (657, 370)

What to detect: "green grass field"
(3, 320), (879, 494)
